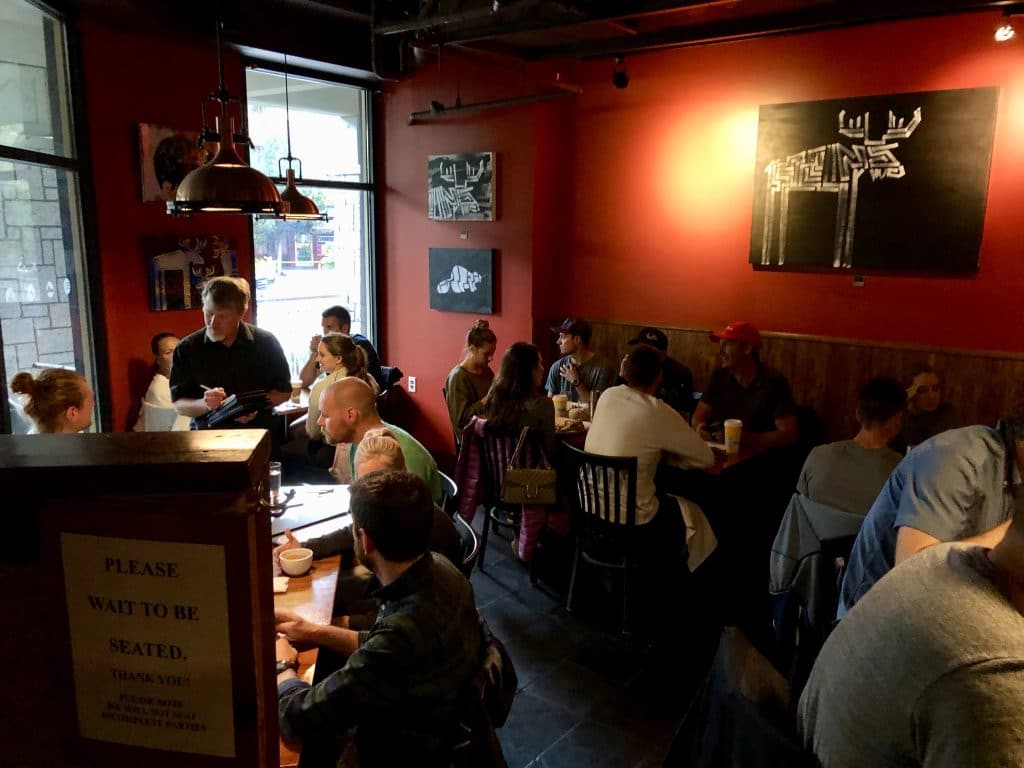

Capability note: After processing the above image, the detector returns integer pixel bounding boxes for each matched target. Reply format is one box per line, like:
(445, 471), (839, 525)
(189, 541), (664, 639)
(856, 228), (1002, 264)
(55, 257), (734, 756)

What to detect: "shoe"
(510, 536), (528, 563)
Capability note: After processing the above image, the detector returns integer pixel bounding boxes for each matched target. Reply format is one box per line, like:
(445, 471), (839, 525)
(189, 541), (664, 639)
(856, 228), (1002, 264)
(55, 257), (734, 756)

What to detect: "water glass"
(268, 461), (282, 503)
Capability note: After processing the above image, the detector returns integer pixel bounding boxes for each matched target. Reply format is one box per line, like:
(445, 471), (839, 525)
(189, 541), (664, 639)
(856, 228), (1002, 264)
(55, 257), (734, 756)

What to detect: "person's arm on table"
(277, 618), (413, 747)
(743, 414), (800, 450)
(662, 407), (715, 469)
(276, 609), (360, 656)
(692, 401), (713, 440)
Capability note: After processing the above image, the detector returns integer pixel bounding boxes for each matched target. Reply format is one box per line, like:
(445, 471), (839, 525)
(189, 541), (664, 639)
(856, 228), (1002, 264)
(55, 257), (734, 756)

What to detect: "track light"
(996, 7), (1024, 42)
(612, 56), (629, 90)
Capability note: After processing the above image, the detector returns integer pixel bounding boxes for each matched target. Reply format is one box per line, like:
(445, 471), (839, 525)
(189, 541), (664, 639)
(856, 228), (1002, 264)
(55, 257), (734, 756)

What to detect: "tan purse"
(500, 427), (557, 505)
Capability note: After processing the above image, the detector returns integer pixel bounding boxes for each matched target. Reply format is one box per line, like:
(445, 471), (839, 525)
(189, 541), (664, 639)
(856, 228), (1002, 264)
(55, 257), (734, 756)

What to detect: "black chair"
(476, 428), (523, 571)
(453, 513), (480, 578)
(439, 470), (459, 516)
(666, 627), (817, 767)
(562, 442), (640, 635)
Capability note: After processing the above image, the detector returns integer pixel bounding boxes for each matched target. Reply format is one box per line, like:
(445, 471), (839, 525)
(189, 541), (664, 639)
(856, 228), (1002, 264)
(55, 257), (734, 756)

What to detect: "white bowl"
(279, 547), (314, 576)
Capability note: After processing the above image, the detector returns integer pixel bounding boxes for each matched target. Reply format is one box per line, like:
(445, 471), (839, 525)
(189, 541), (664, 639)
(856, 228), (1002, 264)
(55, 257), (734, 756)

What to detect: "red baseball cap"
(709, 321), (762, 349)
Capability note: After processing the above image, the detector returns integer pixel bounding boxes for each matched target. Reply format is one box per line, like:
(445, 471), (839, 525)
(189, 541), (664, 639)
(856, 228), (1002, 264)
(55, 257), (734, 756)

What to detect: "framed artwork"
(749, 87), (997, 273)
(428, 248), (494, 314)
(428, 152), (495, 221)
(147, 235), (237, 311)
(138, 123), (212, 203)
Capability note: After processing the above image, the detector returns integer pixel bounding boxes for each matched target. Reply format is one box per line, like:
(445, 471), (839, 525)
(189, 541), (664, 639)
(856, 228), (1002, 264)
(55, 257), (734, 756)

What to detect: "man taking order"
(317, 376), (443, 504)
(545, 317), (616, 404)
(298, 305), (383, 391)
(170, 276), (291, 430)
(276, 471), (483, 768)
(838, 417), (1023, 618)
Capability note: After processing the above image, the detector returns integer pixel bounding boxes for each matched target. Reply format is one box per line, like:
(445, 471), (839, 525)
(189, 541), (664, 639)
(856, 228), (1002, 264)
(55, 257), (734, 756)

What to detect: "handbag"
(500, 427), (558, 505)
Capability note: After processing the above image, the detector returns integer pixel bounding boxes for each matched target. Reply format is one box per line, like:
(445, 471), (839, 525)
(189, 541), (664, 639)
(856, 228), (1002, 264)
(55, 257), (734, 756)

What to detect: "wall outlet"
(408, 376), (417, 393)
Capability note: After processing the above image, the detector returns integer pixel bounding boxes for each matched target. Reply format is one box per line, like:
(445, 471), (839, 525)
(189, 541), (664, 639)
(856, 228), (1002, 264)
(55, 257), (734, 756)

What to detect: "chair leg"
(566, 542), (582, 612)
(622, 563), (632, 637)
(477, 508), (491, 571)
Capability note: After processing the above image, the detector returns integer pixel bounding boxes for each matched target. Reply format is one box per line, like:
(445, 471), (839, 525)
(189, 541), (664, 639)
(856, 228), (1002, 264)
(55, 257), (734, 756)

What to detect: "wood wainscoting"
(536, 319), (1024, 443)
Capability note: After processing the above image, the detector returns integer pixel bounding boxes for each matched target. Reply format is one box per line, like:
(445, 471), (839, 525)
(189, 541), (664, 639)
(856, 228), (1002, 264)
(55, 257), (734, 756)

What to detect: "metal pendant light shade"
(171, 118), (282, 215)
(167, 19), (282, 217)
(278, 167), (323, 220)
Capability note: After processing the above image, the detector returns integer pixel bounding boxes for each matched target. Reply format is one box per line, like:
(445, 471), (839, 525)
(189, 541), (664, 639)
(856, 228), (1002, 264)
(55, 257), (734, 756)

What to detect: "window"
(0, 0), (98, 433)
(246, 67), (375, 376)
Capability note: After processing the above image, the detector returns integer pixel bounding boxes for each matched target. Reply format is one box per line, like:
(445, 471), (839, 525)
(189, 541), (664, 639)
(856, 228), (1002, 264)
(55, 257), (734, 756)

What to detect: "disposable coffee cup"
(724, 419), (742, 455)
(552, 394), (569, 417)
(290, 379), (302, 404)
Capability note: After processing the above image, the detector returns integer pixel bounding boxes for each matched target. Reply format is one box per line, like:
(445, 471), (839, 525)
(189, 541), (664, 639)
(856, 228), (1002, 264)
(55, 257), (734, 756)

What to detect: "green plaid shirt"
(278, 552), (483, 767)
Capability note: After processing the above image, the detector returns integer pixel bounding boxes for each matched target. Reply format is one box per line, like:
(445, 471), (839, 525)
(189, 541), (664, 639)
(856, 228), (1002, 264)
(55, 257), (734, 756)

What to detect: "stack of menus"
(193, 391), (271, 429)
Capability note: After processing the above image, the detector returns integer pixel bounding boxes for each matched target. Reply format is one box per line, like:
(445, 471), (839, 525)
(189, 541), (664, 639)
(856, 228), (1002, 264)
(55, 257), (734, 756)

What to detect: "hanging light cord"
(284, 55), (295, 168)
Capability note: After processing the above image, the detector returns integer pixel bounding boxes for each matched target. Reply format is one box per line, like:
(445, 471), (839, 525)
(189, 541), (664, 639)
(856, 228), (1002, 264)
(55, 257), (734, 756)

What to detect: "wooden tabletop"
(275, 553), (341, 767)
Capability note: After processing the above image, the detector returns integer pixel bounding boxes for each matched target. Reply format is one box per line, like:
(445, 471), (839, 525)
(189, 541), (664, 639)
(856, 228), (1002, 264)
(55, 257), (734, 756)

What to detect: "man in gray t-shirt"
(545, 317), (616, 403)
(800, 540), (1024, 767)
(797, 377), (905, 516)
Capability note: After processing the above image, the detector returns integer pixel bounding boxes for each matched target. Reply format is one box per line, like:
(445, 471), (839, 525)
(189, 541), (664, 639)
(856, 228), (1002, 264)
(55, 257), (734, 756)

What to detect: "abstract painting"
(429, 248), (494, 314)
(428, 152), (495, 221)
(749, 87), (997, 273)
(138, 123), (213, 203)
(147, 235), (237, 311)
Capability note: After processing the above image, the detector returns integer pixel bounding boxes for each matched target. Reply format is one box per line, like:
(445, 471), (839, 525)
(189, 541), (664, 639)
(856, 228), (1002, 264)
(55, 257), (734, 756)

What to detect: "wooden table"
(275, 553), (341, 767)
(270, 484), (351, 536)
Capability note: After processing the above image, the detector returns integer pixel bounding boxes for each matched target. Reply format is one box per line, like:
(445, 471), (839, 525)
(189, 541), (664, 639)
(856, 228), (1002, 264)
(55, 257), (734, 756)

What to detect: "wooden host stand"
(0, 430), (278, 768)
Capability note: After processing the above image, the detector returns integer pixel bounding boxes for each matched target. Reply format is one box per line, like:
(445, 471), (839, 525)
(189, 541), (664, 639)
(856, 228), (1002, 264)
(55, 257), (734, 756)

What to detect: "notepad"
(273, 576), (290, 593)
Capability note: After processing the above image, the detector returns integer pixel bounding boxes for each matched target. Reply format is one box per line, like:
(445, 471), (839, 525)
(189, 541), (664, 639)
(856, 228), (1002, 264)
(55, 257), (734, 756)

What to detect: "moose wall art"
(748, 87), (997, 273)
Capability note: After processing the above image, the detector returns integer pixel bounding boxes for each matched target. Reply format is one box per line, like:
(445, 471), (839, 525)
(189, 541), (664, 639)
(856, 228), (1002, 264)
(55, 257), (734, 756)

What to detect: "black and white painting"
(749, 87), (997, 273)
(428, 152), (495, 221)
(429, 248), (494, 314)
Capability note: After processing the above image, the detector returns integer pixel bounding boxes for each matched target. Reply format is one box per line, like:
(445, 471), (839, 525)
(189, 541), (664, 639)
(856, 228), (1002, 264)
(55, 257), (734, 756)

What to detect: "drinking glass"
(268, 461), (282, 503)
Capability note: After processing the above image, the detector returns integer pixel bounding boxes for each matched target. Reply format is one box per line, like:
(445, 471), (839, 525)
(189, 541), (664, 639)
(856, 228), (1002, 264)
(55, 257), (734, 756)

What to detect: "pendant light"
(167, 20), (282, 217)
(263, 56), (328, 221)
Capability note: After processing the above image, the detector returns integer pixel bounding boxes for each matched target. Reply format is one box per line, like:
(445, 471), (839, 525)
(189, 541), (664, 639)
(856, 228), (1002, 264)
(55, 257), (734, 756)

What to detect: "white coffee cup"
(724, 419), (743, 454)
(279, 547), (313, 576)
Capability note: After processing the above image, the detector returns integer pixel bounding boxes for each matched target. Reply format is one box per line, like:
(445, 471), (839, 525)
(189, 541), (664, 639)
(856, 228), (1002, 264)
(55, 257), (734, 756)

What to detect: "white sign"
(61, 533), (235, 757)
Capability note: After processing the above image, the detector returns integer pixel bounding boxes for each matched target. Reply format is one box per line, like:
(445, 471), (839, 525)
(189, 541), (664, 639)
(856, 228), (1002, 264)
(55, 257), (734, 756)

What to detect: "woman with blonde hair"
(11, 368), (94, 434)
(444, 319), (497, 443)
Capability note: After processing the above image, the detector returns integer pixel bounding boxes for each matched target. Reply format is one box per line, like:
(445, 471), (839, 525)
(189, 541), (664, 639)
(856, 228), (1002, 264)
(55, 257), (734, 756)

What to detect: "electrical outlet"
(408, 376), (417, 393)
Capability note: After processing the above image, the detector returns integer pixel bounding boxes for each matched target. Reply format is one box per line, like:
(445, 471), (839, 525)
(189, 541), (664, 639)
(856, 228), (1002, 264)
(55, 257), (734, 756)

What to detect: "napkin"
(273, 576), (290, 593)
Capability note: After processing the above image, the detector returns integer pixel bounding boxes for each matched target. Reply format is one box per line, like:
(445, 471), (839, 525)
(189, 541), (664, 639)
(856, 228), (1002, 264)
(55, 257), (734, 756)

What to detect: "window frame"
(242, 58), (380, 346)
(0, 0), (108, 434)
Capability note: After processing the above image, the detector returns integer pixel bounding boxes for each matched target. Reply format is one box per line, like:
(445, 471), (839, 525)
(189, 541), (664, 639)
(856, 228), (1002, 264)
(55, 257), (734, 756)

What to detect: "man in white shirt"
(585, 346), (715, 563)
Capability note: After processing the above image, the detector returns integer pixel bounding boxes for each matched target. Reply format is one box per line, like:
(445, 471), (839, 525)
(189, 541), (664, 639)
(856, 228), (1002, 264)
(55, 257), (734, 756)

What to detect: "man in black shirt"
(170, 276), (291, 431)
(626, 326), (696, 417)
(692, 321), (798, 450)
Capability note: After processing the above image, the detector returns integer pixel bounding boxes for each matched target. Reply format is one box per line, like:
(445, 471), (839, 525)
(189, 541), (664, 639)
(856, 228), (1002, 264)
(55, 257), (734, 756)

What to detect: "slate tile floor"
(468, 521), (720, 768)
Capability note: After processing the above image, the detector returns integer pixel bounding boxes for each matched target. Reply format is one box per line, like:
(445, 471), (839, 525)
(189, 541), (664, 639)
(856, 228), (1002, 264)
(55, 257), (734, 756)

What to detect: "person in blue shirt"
(838, 418), (1024, 619)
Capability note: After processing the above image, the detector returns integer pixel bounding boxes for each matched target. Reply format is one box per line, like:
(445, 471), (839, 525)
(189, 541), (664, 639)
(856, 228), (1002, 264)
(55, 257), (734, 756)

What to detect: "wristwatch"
(276, 657), (299, 674)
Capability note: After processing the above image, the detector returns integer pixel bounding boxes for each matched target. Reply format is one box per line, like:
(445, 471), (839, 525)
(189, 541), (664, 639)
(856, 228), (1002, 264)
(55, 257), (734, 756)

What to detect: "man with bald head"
(317, 377), (442, 503)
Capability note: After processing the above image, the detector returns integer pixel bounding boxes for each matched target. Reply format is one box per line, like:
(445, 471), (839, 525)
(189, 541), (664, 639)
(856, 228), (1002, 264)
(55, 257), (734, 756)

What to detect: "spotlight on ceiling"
(612, 55), (629, 90)
(996, 7), (1023, 42)
(995, 23), (1016, 42)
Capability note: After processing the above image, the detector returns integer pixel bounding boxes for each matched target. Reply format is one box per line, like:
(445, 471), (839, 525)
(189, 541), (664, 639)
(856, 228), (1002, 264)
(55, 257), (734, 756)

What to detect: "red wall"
(381, 11), (1024, 454)
(78, 20), (254, 430)
(380, 58), (560, 455)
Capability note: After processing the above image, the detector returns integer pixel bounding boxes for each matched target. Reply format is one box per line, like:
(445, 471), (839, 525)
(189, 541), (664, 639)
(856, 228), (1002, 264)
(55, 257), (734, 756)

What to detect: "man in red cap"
(692, 321), (798, 449)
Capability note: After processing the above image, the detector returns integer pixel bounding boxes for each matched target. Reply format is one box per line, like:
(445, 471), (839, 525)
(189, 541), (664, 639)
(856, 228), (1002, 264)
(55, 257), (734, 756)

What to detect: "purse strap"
(508, 426), (531, 469)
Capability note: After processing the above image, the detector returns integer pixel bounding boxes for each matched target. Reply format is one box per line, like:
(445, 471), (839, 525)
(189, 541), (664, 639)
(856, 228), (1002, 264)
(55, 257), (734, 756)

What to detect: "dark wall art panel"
(428, 248), (494, 314)
(749, 87), (998, 273)
(428, 152), (495, 221)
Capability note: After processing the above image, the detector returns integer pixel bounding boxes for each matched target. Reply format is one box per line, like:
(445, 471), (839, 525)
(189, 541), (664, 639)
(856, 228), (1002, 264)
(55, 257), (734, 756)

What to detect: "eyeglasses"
(915, 384), (941, 394)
